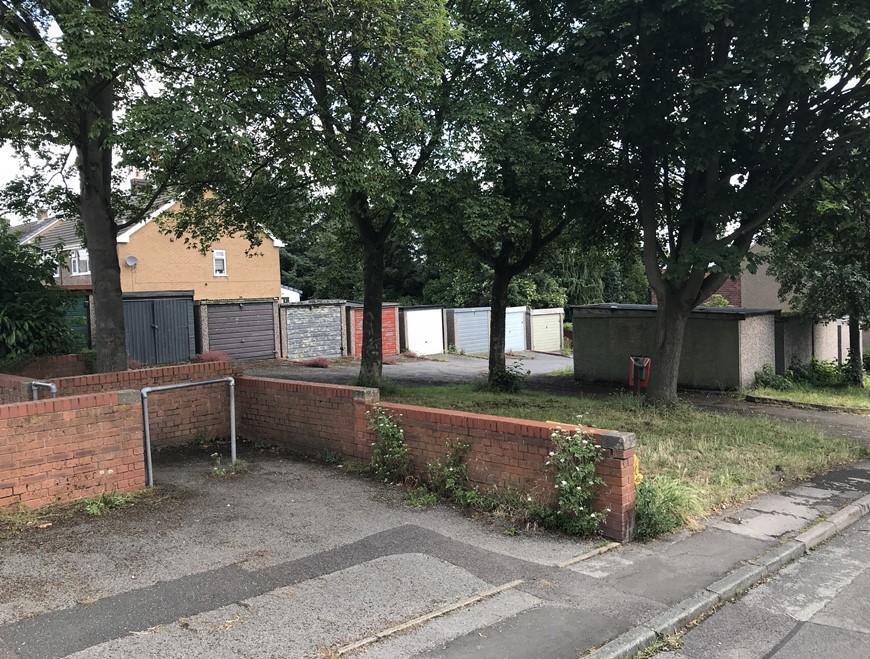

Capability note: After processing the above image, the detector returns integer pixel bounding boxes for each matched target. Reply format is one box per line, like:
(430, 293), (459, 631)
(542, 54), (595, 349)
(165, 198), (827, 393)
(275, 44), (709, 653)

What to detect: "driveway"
(243, 351), (573, 387)
(0, 445), (602, 659)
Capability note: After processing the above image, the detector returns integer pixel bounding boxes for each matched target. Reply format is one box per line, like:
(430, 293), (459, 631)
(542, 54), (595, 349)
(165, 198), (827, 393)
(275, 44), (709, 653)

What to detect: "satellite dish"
(125, 255), (139, 267)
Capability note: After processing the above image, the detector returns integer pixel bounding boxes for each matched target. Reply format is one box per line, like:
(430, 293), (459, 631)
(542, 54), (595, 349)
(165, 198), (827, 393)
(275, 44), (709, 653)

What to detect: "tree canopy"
(0, 222), (78, 361)
(765, 147), (870, 385)
(567, 0), (870, 401)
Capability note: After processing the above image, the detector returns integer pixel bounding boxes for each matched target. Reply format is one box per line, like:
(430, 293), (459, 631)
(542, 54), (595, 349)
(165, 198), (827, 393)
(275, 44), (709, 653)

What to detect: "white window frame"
(70, 249), (90, 275)
(213, 249), (227, 276)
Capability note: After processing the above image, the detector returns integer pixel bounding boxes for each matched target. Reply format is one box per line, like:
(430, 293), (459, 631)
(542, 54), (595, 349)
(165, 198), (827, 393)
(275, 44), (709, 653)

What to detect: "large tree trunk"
(358, 239), (386, 386)
(848, 314), (865, 387)
(487, 267), (511, 385)
(646, 291), (690, 403)
(77, 81), (128, 373)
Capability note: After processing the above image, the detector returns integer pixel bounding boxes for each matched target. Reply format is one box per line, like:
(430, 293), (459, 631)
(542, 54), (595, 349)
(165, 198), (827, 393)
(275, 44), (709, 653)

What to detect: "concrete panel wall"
(738, 314), (776, 388)
(813, 321), (842, 363)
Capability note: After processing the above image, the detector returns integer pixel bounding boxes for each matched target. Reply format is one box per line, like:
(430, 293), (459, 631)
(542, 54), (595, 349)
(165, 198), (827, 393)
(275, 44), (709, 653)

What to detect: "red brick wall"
(651, 277), (742, 307)
(47, 362), (234, 447)
(0, 391), (145, 510)
(0, 374), (31, 405)
(0, 362), (234, 447)
(350, 307), (400, 358)
(12, 354), (89, 379)
(235, 376), (636, 541)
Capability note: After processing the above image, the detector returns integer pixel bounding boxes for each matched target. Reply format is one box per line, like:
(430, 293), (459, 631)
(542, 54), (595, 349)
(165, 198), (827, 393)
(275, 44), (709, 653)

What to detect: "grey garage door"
(207, 302), (276, 359)
(124, 294), (195, 365)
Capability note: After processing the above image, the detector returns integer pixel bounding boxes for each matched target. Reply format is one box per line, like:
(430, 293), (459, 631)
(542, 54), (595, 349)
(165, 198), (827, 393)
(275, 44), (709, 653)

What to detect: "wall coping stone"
(596, 430), (637, 451)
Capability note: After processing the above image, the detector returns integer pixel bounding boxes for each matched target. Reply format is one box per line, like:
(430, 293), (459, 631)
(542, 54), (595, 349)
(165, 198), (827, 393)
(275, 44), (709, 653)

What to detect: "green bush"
(427, 441), (480, 507)
(634, 476), (703, 541)
(754, 363), (794, 391)
(367, 407), (412, 483)
(0, 223), (79, 360)
(480, 361), (530, 394)
(788, 358), (846, 388)
(547, 428), (607, 535)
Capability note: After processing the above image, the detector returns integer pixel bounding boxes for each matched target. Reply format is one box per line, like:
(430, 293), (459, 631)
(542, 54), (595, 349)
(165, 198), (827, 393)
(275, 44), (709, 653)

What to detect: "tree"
(572, 0), (870, 401)
(0, 222), (78, 361)
(421, 2), (613, 385)
(137, 0), (479, 385)
(0, 1), (191, 371)
(764, 149), (870, 386)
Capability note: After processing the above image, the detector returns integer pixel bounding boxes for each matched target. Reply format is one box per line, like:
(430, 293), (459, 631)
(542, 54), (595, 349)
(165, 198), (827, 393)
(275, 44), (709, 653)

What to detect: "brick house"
(16, 200), (284, 301)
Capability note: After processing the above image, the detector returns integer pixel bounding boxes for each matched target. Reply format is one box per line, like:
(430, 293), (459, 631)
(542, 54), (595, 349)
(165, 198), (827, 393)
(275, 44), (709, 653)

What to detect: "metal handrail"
(31, 381), (58, 400)
(140, 377), (236, 487)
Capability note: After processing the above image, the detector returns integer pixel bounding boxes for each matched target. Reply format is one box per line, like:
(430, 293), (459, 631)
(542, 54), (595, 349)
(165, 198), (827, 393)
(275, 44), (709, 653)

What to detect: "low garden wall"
(235, 376), (636, 541)
(0, 367), (636, 540)
(0, 391), (145, 510)
(0, 361), (233, 447)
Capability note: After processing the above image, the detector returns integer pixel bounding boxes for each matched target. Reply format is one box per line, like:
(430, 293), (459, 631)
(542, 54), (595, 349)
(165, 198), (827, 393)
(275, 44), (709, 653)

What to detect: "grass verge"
(383, 384), (869, 515)
(753, 384), (870, 410)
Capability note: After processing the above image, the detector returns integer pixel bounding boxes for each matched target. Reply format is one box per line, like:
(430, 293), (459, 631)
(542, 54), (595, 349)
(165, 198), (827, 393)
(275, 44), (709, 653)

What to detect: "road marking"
(335, 579), (525, 655)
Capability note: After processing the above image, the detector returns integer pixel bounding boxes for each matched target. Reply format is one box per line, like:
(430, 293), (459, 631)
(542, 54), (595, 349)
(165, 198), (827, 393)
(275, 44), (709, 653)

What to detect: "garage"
(198, 300), (278, 360)
(530, 308), (564, 353)
(282, 300), (347, 359)
(446, 307), (490, 354)
(347, 303), (400, 358)
(505, 306), (529, 353)
(400, 306), (446, 356)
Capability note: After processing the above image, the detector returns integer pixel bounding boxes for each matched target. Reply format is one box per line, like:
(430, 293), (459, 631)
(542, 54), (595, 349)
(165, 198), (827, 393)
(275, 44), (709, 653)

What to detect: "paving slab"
(416, 605), (617, 659)
(745, 494), (818, 520)
(770, 621), (870, 659)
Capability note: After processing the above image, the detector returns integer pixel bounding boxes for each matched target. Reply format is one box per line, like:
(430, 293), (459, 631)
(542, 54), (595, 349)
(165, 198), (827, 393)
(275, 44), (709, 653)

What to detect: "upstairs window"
(213, 249), (227, 276)
(71, 249), (90, 275)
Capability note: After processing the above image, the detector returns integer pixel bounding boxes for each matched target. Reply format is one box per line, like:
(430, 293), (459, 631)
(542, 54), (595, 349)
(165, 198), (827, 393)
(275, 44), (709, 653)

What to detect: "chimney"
(130, 170), (149, 189)
(36, 208), (48, 221)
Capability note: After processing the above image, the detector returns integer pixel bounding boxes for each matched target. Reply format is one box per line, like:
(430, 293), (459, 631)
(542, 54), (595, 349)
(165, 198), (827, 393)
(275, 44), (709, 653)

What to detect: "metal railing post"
(31, 381), (58, 400)
(139, 377), (236, 487)
(228, 377), (237, 465)
(141, 390), (154, 487)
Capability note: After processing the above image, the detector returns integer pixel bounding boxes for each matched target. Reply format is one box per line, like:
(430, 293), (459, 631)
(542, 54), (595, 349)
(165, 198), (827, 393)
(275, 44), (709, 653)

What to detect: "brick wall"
(48, 362), (233, 447)
(11, 354), (90, 379)
(0, 374), (31, 405)
(0, 361), (233, 446)
(0, 391), (145, 510)
(651, 276), (743, 307)
(235, 376), (636, 541)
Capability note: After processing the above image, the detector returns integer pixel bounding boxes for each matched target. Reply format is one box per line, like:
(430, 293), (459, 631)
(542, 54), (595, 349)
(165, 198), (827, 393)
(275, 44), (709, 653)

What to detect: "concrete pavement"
(656, 513), (870, 659)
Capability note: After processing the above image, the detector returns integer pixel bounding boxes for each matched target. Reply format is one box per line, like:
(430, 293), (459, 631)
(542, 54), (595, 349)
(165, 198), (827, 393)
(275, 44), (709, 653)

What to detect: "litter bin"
(629, 355), (651, 394)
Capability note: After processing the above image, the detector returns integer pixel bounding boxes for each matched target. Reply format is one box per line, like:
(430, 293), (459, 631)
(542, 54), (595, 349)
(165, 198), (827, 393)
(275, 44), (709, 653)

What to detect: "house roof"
(571, 303), (781, 319)
(116, 199), (285, 248)
(33, 219), (83, 249)
(12, 216), (61, 244)
(22, 196), (285, 251)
